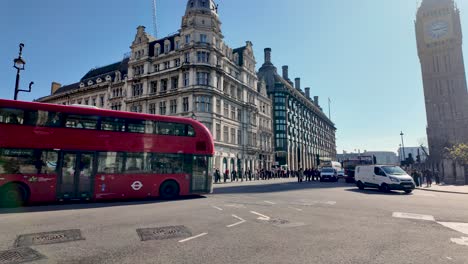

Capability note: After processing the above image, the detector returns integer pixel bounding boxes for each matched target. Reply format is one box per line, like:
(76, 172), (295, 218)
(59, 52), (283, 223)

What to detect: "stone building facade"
(37, 0), (274, 173)
(258, 48), (337, 170)
(416, 0), (468, 184)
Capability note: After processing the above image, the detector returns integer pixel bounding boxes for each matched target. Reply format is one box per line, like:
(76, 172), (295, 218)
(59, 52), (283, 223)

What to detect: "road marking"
(288, 206), (303, 212)
(450, 237), (468, 246)
(264, 201), (276, 205)
(438, 222), (468, 235)
(211, 206), (223, 211)
(178, 233), (208, 243)
(227, 215), (246, 228)
(392, 212), (435, 221)
(224, 204), (246, 208)
(446, 257), (453, 260)
(250, 211), (271, 221)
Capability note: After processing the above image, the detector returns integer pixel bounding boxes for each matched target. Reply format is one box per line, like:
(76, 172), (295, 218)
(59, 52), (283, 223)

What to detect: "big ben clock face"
(428, 21), (449, 39)
(425, 19), (451, 42)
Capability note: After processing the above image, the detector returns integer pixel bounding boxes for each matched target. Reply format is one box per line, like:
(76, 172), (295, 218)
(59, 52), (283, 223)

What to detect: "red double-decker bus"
(0, 99), (214, 207)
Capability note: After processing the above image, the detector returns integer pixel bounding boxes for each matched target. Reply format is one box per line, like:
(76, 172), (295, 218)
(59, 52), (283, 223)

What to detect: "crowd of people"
(213, 167), (324, 183)
(408, 168), (440, 187)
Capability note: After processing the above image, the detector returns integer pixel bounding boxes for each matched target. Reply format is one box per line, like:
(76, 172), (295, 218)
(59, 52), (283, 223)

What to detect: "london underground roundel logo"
(131, 181), (143, 191)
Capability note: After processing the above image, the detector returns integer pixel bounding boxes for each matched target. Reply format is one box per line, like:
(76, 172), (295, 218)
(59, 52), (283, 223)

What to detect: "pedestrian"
(214, 169), (221, 183)
(424, 169), (432, 187)
(239, 168), (244, 182)
(298, 168), (304, 183)
(231, 170), (237, 182)
(224, 168), (229, 183)
(434, 170), (440, 185)
(248, 169), (252, 181)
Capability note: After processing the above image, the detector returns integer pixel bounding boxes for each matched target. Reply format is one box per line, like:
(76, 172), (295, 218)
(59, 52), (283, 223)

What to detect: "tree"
(446, 143), (468, 165)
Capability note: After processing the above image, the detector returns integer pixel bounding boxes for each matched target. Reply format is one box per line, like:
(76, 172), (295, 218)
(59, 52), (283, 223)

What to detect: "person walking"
(231, 170), (237, 182)
(214, 168), (221, 183)
(224, 168), (229, 183)
(424, 169), (432, 187)
(239, 168), (244, 182)
(434, 170), (440, 185)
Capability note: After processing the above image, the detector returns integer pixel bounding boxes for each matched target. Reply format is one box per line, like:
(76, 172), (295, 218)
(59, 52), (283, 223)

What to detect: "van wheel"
(0, 184), (28, 207)
(159, 181), (180, 200)
(404, 190), (413, 194)
(380, 184), (390, 193)
(356, 181), (365, 190)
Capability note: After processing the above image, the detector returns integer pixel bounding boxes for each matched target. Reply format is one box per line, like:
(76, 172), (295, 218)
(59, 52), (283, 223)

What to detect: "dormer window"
(165, 43), (170, 53)
(201, 0), (206, 7)
(200, 34), (207, 43)
(88, 80), (94, 86)
(80, 83), (85, 88)
(96, 78), (102, 84)
(185, 34), (191, 44)
(155, 46), (160, 56)
(106, 75), (112, 81)
(190, 1), (194, 7)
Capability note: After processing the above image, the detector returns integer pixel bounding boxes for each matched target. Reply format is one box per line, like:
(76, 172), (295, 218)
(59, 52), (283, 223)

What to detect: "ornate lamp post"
(13, 43), (33, 100)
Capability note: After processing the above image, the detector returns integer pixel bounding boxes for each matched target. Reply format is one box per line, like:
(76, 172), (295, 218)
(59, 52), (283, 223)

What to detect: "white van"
(355, 165), (415, 194)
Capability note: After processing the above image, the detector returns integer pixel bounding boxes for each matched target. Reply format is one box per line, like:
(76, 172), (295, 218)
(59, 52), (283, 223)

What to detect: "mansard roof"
(148, 33), (180, 56)
(81, 58), (129, 82)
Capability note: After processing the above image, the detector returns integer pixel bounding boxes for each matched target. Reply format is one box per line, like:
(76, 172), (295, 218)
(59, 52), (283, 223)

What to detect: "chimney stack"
(51, 82), (62, 95)
(282, 66), (289, 80)
(295, 78), (301, 91)
(305, 87), (311, 99)
(314, 96), (319, 106)
(264, 48), (272, 64)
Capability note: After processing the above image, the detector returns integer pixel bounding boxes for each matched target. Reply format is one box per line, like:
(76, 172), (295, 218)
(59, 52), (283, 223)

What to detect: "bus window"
(65, 115), (98, 130)
(41, 150), (58, 174)
(127, 119), (153, 134)
(0, 108), (24, 125)
(187, 125), (195, 137)
(101, 117), (125, 132)
(173, 123), (187, 136)
(0, 149), (36, 174)
(46, 112), (63, 127)
(150, 153), (185, 174)
(97, 152), (124, 173)
(125, 153), (146, 173)
(157, 122), (174, 135)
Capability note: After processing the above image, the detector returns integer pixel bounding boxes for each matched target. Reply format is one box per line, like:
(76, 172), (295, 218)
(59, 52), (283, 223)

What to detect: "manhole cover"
(137, 226), (192, 241)
(0, 247), (45, 264)
(15, 229), (84, 247)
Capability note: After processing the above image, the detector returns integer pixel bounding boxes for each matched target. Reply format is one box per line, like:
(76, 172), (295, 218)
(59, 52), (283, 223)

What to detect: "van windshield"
(382, 166), (406, 175)
(321, 168), (334, 173)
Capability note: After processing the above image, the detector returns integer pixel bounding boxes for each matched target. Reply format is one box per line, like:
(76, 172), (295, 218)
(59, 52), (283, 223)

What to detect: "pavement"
(1, 178), (468, 264)
(417, 183), (468, 195)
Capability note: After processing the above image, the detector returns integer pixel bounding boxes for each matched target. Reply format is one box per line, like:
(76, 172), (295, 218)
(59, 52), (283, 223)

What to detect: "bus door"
(57, 152), (95, 200)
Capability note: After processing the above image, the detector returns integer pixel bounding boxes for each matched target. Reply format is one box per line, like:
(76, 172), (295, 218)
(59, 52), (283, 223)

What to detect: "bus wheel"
(159, 181), (180, 200)
(0, 184), (28, 207)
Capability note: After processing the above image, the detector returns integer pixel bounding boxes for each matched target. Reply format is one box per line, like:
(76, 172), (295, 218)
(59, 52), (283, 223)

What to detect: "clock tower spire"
(415, 0), (468, 184)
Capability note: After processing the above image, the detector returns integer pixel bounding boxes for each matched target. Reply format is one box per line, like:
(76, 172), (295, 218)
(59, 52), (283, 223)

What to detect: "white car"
(355, 165), (415, 194)
(320, 167), (338, 182)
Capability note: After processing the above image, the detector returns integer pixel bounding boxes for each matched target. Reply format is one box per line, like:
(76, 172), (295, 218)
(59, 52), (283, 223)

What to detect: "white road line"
(264, 201), (276, 205)
(250, 211), (271, 221)
(446, 257), (453, 260)
(392, 212), (435, 221)
(178, 233), (208, 243)
(211, 206), (223, 211)
(288, 206), (303, 212)
(438, 222), (468, 235)
(227, 215), (246, 228)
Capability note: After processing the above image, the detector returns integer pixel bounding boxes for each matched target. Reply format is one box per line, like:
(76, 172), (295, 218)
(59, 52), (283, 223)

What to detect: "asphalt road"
(1, 179), (468, 264)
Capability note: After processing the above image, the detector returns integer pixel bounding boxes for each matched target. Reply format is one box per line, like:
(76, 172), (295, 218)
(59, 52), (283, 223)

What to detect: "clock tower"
(416, 0), (468, 175)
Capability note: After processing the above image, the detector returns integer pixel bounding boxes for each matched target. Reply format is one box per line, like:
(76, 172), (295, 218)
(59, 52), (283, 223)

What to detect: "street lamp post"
(13, 43), (33, 100)
(400, 131), (406, 163)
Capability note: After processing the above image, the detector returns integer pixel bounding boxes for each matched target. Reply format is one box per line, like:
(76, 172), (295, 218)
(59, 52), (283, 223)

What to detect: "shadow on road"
(212, 180), (352, 195)
(0, 195), (205, 214)
(345, 188), (412, 196)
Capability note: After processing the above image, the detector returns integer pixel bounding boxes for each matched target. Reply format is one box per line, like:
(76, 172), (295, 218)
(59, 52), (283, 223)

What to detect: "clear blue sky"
(2, 0), (468, 154)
